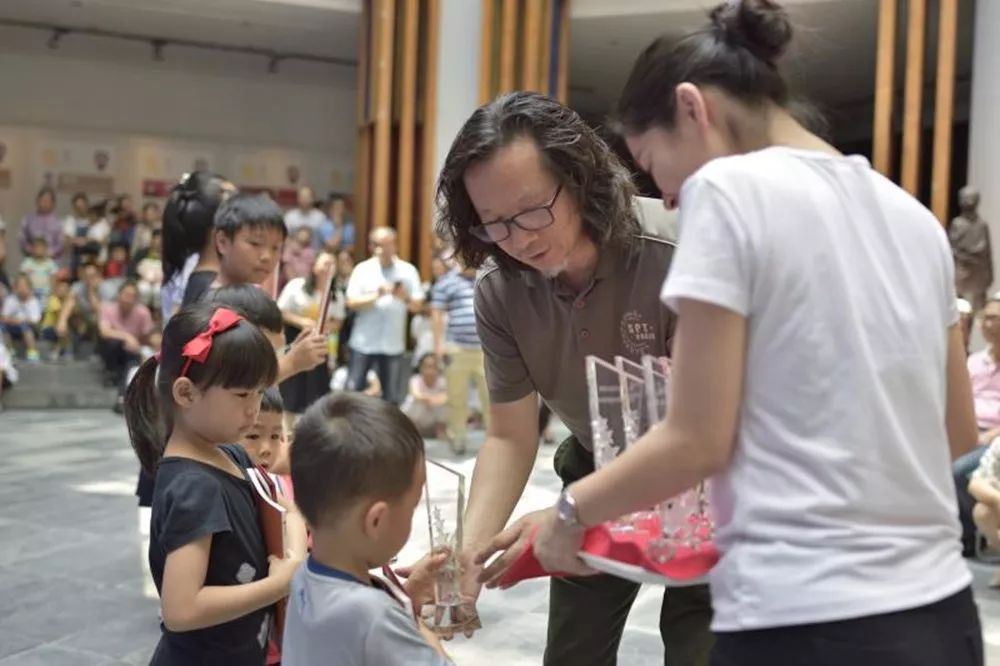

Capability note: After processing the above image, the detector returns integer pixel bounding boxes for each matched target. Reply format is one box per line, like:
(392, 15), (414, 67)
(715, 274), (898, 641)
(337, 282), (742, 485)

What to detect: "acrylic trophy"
(639, 355), (714, 563)
(422, 459), (481, 637)
(587, 356), (642, 469)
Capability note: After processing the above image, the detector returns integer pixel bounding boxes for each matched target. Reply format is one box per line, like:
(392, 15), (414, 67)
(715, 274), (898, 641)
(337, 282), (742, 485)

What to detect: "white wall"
(433, 0), (483, 181)
(0, 25), (357, 263)
(968, 0), (1000, 292)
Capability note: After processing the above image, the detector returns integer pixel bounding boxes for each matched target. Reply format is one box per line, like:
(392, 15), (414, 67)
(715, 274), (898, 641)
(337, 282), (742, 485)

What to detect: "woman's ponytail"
(124, 356), (166, 477)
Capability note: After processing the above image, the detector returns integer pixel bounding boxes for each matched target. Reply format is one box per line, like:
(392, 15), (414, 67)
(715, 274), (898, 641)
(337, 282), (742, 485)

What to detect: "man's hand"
(286, 327), (327, 374)
(392, 282), (409, 301)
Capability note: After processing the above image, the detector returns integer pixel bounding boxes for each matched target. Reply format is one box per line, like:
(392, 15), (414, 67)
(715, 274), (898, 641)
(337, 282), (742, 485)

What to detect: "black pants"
(547, 436), (714, 666)
(711, 587), (982, 666)
(98, 338), (140, 395)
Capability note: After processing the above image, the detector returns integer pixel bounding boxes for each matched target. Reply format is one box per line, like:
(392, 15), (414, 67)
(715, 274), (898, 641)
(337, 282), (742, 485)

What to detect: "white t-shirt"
(661, 147), (970, 631)
(346, 257), (424, 356)
(277, 277), (346, 324)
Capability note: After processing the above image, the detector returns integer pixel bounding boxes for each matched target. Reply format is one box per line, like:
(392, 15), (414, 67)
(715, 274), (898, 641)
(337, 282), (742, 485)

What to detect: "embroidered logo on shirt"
(621, 310), (656, 355)
(236, 562), (257, 584)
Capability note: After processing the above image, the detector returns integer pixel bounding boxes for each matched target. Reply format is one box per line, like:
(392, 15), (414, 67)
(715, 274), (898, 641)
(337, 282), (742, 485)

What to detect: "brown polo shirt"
(474, 232), (676, 450)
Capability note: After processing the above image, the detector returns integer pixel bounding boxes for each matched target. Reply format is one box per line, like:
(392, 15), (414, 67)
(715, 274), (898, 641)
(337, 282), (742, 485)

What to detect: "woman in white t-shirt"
(277, 252), (344, 413)
(517, 1), (982, 664)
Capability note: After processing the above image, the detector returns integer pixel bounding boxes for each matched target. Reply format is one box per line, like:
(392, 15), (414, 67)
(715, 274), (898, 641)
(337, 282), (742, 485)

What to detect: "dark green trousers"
(545, 436), (714, 666)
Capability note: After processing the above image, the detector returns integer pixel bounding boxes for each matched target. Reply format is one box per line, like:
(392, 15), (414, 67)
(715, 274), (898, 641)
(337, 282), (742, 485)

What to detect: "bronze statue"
(949, 186), (993, 311)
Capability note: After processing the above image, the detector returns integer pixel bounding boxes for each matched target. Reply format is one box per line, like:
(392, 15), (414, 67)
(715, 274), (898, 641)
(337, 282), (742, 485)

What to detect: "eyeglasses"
(469, 184), (562, 244)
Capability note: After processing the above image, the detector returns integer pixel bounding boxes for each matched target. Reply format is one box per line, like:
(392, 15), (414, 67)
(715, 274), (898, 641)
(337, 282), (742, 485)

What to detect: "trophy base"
(420, 596), (482, 638)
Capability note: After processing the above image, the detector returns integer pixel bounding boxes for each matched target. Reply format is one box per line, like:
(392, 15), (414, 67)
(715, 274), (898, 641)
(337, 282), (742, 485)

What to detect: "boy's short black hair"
(260, 386), (284, 414)
(108, 240), (130, 253)
(199, 284), (283, 335)
(292, 393), (425, 528)
(214, 193), (287, 240)
(31, 236), (48, 246)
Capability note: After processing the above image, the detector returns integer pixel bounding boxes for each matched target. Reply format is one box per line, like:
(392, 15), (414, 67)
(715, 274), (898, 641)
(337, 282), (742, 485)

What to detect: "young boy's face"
(14, 279), (31, 300)
(218, 226), (284, 285)
(31, 240), (47, 259)
(240, 409), (285, 470)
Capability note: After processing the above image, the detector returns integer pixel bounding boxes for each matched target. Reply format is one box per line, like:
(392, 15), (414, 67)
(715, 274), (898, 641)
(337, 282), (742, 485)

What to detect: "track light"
(152, 39), (165, 61)
(47, 28), (67, 49)
(268, 56), (280, 73)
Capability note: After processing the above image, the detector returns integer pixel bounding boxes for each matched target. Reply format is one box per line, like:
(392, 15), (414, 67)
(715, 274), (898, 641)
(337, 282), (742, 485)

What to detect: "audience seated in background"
(0, 221), (10, 301)
(282, 227), (318, 286)
(318, 196), (354, 253)
(131, 228), (163, 309)
(108, 194), (137, 250)
(20, 237), (58, 301)
(104, 241), (130, 279)
(0, 336), (17, 407)
(20, 187), (64, 263)
(40, 274), (74, 360)
(955, 294), (1000, 555)
(970, 439), (1000, 586)
(284, 187), (326, 249)
(66, 262), (107, 350)
(1, 274), (42, 362)
(98, 280), (154, 409)
(63, 192), (93, 273)
(401, 353), (447, 438)
(132, 201), (161, 257)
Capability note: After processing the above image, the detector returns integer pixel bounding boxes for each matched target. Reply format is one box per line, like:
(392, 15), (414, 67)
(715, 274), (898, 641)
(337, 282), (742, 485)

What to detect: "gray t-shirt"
(282, 558), (451, 666)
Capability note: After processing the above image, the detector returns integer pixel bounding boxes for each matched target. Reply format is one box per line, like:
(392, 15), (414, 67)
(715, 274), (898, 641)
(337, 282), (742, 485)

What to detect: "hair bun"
(711, 0), (793, 65)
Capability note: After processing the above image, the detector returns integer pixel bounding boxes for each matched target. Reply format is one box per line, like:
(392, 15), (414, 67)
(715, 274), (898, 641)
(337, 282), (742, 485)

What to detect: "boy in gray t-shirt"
(282, 393), (453, 666)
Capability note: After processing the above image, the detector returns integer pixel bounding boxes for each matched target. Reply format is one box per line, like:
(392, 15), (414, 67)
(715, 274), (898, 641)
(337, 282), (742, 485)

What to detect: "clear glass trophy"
(586, 356), (641, 470)
(422, 459), (481, 637)
(639, 355), (714, 563)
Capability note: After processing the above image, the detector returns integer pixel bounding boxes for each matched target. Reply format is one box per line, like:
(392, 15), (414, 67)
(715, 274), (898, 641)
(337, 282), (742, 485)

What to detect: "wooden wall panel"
(872, 0), (897, 177)
(418, 0), (441, 277)
(370, 0), (396, 230)
(900, 0), (926, 196)
(499, 0), (519, 92)
(931, 0), (958, 224)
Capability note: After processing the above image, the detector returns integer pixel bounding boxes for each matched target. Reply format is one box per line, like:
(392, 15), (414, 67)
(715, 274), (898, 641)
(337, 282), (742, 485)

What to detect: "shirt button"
(580, 329), (590, 340)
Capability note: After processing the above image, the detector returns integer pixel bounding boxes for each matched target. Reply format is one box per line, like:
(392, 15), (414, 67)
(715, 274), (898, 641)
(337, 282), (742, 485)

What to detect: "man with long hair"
(436, 91), (711, 666)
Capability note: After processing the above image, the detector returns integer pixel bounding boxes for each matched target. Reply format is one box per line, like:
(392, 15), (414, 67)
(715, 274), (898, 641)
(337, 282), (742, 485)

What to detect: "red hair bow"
(180, 308), (245, 377)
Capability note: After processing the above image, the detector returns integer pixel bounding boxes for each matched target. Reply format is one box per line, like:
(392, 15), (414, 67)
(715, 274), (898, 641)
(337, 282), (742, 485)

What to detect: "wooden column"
(541, 0), (555, 95)
(557, 0), (570, 104)
(900, 0), (926, 196)
(395, 0), (419, 257)
(353, 1), (372, 256)
(872, 0), (897, 177)
(418, 0), (441, 278)
(370, 0), (396, 230)
(931, 0), (958, 224)
(499, 0), (519, 92)
(522, 0), (543, 91)
(478, 0), (496, 104)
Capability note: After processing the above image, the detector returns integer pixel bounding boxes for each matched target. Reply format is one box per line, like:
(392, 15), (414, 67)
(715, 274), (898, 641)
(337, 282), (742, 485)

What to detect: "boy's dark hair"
(416, 352), (438, 370)
(118, 279), (139, 295)
(31, 236), (48, 246)
(214, 193), (288, 241)
(72, 192), (89, 206)
(108, 240), (130, 254)
(199, 284), (283, 335)
(292, 393), (425, 528)
(125, 303), (279, 476)
(260, 386), (284, 414)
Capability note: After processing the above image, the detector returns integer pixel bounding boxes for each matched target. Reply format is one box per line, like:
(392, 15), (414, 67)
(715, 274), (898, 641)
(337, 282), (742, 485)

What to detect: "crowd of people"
(4, 0), (995, 664)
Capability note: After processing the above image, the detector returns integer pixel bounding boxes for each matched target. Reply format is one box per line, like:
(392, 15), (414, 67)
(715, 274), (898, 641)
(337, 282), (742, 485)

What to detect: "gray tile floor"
(2, 409), (1000, 665)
